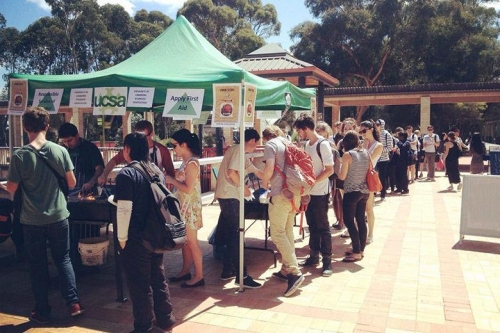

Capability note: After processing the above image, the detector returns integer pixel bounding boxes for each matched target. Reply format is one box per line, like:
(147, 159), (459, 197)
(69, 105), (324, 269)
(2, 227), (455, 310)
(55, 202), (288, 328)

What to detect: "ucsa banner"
(93, 87), (127, 115)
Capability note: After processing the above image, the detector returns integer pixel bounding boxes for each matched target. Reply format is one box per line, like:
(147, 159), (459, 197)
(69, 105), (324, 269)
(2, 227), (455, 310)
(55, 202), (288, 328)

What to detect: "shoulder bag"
(366, 158), (383, 192)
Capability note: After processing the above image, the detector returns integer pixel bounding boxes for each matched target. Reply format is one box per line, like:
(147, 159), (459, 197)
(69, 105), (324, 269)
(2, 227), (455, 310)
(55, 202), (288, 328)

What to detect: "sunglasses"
(359, 129), (369, 134)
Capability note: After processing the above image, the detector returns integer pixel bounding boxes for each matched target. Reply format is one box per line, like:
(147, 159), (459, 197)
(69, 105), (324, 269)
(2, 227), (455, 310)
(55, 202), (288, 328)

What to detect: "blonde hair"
(262, 125), (284, 140)
(315, 121), (333, 138)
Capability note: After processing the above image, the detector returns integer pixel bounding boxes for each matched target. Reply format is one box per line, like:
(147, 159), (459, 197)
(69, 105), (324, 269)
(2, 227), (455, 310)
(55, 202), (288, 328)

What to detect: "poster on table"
(32, 89), (64, 114)
(212, 83), (242, 127)
(8, 79), (28, 115)
(162, 89), (204, 120)
(69, 88), (92, 108)
(127, 87), (155, 108)
(93, 87), (127, 115)
(244, 84), (257, 127)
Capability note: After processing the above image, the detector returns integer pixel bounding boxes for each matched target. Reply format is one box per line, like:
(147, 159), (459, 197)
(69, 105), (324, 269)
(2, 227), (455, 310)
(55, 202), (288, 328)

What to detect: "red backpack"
(274, 139), (316, 198)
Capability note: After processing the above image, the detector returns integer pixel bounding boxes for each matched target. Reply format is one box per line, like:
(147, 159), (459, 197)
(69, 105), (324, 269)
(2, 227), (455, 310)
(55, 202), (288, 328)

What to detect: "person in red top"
(98, 120), (175, 186)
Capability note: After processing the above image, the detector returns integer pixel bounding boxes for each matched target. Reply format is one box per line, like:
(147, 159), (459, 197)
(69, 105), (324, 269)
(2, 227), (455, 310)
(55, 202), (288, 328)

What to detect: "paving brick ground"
(1, 165), (500, 332)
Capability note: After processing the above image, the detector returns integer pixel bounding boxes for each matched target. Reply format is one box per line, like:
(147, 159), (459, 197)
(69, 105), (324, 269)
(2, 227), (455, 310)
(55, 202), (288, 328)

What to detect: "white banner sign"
(32, 89), (64, 114)
(162, 89), (204, 119)
(93, 87), (127, 115)
(69, 88), (92, 107)
(257, 110), (282, 120)
(127, 87), (155, 108)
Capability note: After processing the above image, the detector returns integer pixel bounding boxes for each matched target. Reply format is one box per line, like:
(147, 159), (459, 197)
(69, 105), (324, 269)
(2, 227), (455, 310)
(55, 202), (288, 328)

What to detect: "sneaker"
(401, 190), (409, 195)
(271, 271), (288, 281)
(340, 230), (350, 238)
(220, 270), (236, 280)
(235, 276), (262, 289)
(30, 310), (50, 324)
(457, 183), (462, 191)
(284, 274), (305, 297)
(447, 185), (454, 191)
(419, 173), (423, 178)
(322, 263), (333, 277)
(366, 236), (373, 244)
(69, 303), (84, 317)
(299, 256), (319, 266)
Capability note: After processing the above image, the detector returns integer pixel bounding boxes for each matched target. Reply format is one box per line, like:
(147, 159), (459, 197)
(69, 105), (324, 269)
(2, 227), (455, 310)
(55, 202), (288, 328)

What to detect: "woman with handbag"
(359, 120), (383, 245)
(337, 131), (370, 262)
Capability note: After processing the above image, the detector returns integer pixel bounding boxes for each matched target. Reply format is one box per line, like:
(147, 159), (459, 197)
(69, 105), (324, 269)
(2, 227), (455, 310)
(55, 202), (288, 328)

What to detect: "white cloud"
(97, 0), (185, 15)
(26, 0), (51, 12)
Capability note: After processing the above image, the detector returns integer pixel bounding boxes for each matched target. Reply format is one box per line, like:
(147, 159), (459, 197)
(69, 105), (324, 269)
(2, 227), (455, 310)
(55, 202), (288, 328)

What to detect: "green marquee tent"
(9, 15), (315, 112)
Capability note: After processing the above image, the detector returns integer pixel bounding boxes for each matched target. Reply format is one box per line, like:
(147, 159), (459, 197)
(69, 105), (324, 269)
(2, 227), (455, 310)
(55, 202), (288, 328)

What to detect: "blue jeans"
(217, 198), (247, 278)
(23, 219), (80, 316)
(121, 237), (175, 332)
(304, 194), (332, 263)
(342, 192), (369, 254)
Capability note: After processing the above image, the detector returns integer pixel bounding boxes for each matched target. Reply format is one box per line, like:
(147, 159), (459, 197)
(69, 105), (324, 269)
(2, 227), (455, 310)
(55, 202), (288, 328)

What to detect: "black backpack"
(0, 199), (13, 244)
(131, 162), (187, 253)
(316, 138), (340, 181)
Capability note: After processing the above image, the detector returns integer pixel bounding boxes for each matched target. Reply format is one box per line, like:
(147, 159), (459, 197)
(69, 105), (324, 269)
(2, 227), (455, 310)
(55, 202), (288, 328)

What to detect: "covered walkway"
(1, 165), (499, 332)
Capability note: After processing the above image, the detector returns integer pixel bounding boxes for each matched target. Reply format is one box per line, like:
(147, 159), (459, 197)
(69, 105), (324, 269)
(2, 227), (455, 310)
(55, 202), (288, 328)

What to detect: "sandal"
(342, 255), (362, 263)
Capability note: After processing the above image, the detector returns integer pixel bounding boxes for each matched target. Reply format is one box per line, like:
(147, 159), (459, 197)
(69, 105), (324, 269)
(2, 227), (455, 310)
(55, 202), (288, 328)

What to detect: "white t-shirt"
(423, 133), (439, 153)
(305, 137), (333, 196)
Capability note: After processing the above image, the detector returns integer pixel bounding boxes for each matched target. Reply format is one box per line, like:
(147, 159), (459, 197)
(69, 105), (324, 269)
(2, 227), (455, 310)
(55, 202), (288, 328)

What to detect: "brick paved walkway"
(1, 169), (499, 332)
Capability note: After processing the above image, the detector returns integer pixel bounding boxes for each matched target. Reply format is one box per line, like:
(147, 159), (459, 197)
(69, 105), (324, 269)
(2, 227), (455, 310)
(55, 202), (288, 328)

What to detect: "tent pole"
(238, 81), (246, 293)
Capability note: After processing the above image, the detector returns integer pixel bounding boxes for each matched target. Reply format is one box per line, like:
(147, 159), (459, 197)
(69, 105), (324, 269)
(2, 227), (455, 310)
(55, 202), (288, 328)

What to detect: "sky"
(2, 0), (500, 81)
(0, 0), (314, 49)
(0, 0), (316, 84)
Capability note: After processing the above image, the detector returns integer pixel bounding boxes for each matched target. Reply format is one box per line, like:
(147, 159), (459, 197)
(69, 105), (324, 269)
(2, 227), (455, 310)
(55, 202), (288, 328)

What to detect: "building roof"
(234, 43), (339, 88)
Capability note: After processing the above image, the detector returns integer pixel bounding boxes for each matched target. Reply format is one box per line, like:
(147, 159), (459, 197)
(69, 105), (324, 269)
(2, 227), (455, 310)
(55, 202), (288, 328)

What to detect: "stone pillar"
(331, 104), (341, 124)
(420, 97), (431, 130)
(317, 82), (324, 121)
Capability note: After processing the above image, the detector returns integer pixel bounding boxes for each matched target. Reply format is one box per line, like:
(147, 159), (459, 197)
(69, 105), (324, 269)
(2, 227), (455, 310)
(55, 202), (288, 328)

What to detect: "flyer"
(212, 83), (241, 127)
(8, 79), (28, 115)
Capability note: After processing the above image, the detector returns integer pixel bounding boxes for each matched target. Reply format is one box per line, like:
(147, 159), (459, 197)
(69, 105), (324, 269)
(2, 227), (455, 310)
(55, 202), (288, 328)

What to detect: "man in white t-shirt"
(294, 114), (334, 277)
(422, 125), (440, 180)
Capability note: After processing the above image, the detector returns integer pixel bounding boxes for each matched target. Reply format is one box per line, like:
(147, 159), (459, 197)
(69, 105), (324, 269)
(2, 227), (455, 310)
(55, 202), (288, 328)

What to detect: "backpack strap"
(316, 138), (327, 162)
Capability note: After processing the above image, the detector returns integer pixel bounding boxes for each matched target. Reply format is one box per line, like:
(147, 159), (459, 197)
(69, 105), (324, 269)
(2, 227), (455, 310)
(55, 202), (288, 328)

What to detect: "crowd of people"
(3, 106), (486, 332)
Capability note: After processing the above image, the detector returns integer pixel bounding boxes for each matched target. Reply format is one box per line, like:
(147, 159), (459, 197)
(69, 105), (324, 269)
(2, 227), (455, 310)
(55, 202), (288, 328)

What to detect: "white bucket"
(78, 236), (109, 266)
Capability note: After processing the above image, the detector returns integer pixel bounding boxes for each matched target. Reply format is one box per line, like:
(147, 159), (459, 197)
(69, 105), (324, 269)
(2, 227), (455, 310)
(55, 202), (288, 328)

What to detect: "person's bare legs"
(184, 228), (203, 284)
(366, 192), (375, 241)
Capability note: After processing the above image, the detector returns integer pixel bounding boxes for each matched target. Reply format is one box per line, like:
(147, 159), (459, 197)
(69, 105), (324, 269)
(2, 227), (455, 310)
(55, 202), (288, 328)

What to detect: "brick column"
(420, 97), (431, 130)
(331, 104), (341, 124)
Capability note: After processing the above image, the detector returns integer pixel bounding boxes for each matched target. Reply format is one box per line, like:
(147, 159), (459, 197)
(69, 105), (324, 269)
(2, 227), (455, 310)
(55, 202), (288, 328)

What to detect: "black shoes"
(181, 278), (205, 288)
(299, 256), (320, 266)
(284, 274), (305, 297)
(234, 276), (262, 289)
(220, 270), (236, 280)
(168, 273), (191, 282)
(272, 271), (288, 281)
(322, 263), (333, 277)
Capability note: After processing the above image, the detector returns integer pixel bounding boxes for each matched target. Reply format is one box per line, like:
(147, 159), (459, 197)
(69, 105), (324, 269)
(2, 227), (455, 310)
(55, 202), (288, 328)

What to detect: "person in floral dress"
(165, 129), (204, 288)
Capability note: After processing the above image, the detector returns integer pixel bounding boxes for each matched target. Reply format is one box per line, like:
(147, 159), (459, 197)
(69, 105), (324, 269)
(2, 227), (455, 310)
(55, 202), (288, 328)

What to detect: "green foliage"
(294, 0), (500, 122)
(178, 0), (279, 59)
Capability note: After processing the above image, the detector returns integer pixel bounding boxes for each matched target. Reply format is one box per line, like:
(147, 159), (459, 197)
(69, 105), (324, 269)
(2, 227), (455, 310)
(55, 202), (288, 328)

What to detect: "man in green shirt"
(2, 107), (84, 324)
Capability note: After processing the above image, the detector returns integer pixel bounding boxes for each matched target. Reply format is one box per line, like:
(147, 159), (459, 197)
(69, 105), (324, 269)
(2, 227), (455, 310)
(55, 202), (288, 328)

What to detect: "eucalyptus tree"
(178, 0), (280, 60)
(292, 0), (500, 122)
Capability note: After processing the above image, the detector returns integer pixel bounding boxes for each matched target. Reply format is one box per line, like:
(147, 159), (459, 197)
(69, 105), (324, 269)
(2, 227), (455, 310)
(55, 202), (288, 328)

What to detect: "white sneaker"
(457, 183), (462, 191)
(366, 237), (373, 244)
(447, 185), (454, 191)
